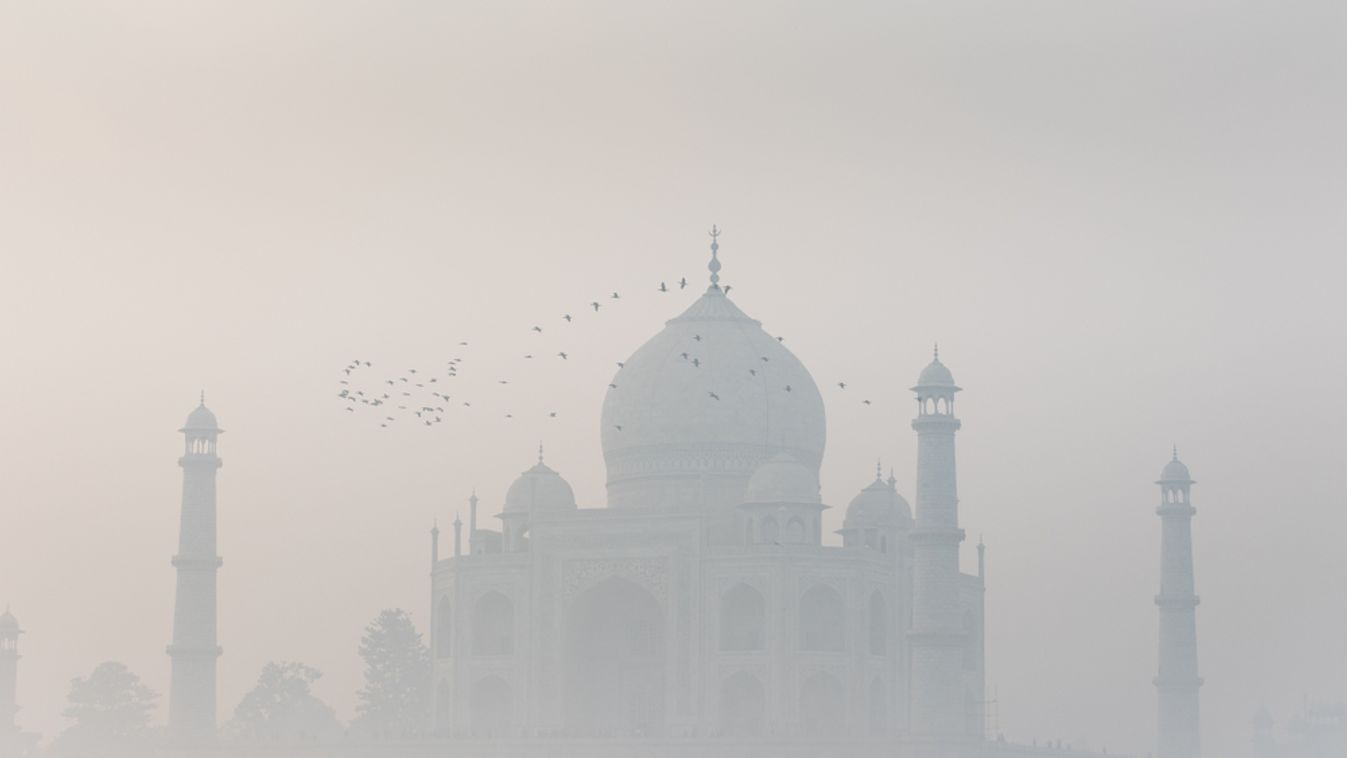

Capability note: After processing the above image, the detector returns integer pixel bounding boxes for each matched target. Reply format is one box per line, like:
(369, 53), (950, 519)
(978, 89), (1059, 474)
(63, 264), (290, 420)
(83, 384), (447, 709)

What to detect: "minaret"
(168, 395), (223, 742)
(0, 608), (20, 734)
(908, 346), (969, 739)
(1155, 448), (1202, 758)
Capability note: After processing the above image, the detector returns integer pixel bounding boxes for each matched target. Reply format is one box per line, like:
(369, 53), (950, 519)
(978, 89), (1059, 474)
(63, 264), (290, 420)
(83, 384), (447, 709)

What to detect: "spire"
(876, 459), (883, 480)
(933, 343), (940, 362)
(887, 467), (897, 488)
(708, 225), (722, 290)
(199, 390), (206, 406)
(1173, 444), (1179, 461)
(538, 442), (545, 465)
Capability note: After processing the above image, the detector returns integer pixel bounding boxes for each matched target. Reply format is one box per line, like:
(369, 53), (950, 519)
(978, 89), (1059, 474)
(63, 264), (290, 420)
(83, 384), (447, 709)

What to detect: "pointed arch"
(436, 596), (452, 658)
(799, 671), (845, 736)
(868, 678), (888, 736)
(869, 590), (887, 656)
(470, 676), (512, 737)
(719, 672), (766, 737)
(472, 591), (514, 656)
(799, 584), (845, 652)
(564, 576), (666, 736)
(720, 583), (766, 652)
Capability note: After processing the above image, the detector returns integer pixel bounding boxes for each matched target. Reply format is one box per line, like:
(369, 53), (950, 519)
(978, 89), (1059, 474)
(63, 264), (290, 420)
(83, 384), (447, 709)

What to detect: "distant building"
(424, 233), (1100, 758)
(168, 397), (224, 743)
(0, 608), (39, 755)
(1155, 451), (1202, 758)
(1253, 702), (1347, 758)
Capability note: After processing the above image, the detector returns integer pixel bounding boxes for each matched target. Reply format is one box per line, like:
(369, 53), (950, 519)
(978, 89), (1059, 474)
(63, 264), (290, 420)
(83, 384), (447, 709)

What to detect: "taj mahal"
(2, 234), (1210, 758)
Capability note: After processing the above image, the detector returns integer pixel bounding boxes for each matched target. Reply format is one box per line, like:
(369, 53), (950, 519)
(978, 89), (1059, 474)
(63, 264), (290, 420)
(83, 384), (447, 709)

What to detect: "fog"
(1, 2), (1345, 757)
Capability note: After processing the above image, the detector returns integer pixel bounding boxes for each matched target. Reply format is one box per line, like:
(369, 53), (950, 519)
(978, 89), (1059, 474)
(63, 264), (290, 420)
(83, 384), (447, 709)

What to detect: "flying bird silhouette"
(563, 314), (573, 322)
(590, 302), (600, 311)
(532, 326), (543, 333)
(659, 282), (668, 292)
(679, 277), (687, 289)
(610, 292), (620, 299)
(708, 392), (720, 401)
(557, 352), (569, 360)
(838, 382), (847, 389)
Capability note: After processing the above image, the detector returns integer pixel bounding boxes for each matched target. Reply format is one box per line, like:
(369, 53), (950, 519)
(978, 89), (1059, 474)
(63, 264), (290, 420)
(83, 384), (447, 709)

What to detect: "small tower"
(1155, 448), (1202, 758)
(0, 608), (21, 734)
(168, 395), (223, 742)
(908, 347), (971, 739)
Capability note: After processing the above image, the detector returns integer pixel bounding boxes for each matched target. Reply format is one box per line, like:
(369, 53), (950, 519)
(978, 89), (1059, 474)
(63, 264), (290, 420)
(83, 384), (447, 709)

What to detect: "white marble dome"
(844, 475), (912, 528)
(505, 459), (577, 513)
(744, 453), (821, 505)
(915, 356), (957, 388)
(600, 284), (826, 510)
(182, 402), (219, 431)
(1159, 454), (1193, 483)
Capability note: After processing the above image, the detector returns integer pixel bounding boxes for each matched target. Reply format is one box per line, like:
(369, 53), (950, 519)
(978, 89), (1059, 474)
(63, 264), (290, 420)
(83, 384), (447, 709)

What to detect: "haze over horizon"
(2, 3), (1345, 757)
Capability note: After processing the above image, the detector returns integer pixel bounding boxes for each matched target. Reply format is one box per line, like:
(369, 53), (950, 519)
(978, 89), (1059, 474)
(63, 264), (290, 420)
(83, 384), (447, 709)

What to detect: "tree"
(352, 608), (431, 739)
(52, 661), (157, 755)
(227, 661), (341, 743)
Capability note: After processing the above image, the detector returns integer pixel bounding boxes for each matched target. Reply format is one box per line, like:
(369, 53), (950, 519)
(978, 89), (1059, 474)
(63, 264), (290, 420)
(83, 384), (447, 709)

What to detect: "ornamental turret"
(1156, 448), (1202, 758)
(908, 347), (971, 739)
(168, 394), (223, 743)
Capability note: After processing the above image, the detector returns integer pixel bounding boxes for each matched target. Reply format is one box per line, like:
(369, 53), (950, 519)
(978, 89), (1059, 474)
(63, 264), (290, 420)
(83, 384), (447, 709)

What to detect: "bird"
(723, 285), (732, 294)
(680, 352), (690, 360)
(616, 361), (624, 368)
(694, 334), (702, 342)
(749, 369), (757, 376)
(609, 383), (618, 389)
(505, 413), (513, 419)
(708, 392), (720, 400)
(838, 382), (847, 389)
(549, 412), (557, 418)
(409, 369), (417, 374)
(785, 385), (792, 392)
(459, 341), (469, 346)
(463, 402), (471, 407)
(761, 356), (769, 362)
(679, 277), (687, 289)
(386, 380), (395, 385)
(557, 352), (568, 360)
(346, 407), (354, 412)
(777, 336), (785, 342)
(429, 377), (437, 383)
(563, 314), (573, 322)
(692, 358), (701, 368)
(590, 302), (600, 311)
(610, 291), (620, 299)
(614, 424), (623, 431)
(659, 282), (668, 292)
(532, 325), (543, 333)
(498, 380), (509, 385)
(863, 399), (872, 405)
(524, 354), (533, 359)
(425, 420), (432, 426)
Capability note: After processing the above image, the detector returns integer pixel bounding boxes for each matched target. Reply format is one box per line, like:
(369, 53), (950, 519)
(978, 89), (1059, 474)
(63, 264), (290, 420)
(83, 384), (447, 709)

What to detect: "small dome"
(743, 453), (821, 505)
(183, 401), (219, 431)
(0, 608), (19, 635)
(915, 356), (956, 388)
(504, 458), (577, 514)
(845, 475), (912, 527)
(1159, 450), (1193, 483)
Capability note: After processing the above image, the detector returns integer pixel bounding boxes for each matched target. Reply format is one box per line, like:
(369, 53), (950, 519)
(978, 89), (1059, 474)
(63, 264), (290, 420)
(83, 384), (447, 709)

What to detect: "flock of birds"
(334, 273), (880, 432)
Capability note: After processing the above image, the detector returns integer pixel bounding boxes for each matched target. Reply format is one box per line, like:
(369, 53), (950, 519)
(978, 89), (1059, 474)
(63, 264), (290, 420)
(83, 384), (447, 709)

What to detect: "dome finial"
(933, 343), (940, 361)
(708, 225), (722, 289)
(199, 390), (206, 406)
(1173, 444), (1179, 461)
(538, 441), (545, 465)
(876, 459), (883, 480)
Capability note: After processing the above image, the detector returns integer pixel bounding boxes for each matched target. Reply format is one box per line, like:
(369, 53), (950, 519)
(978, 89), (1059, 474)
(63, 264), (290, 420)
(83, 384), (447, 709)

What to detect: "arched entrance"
(719, 672), (766, 737)
(470, 676), (512, 737)
(563, 576), (665, 737)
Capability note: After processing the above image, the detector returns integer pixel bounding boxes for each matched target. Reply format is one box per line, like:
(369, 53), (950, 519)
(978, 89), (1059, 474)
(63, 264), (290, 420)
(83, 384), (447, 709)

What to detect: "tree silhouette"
(227, 661), (341, 743)
(52, 661), (157, 756)
(352, 608), (431, 739)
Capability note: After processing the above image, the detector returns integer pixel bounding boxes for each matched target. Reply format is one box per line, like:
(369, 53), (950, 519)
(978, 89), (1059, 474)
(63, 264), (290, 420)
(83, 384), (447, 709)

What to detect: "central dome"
(600, 283), (826, 510)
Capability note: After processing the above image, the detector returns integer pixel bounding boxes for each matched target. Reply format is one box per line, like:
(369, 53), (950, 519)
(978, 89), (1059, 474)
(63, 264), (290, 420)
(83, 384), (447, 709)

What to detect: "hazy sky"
(2, 2), (1345, 756)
